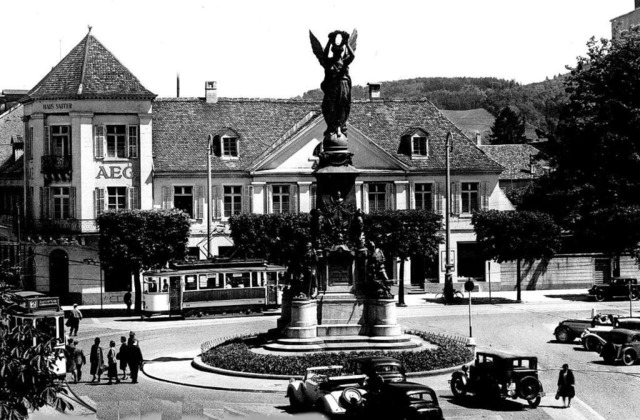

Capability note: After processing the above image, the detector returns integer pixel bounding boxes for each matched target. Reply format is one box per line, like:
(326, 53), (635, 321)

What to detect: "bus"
(141, 259), (286, 319)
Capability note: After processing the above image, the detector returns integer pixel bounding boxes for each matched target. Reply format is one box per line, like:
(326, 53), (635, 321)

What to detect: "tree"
(0, 289), (70, 420)
(228, 213), (312, 275)
(488, 106), (528, 144)
(97, 209), (191, 312)
(522, 27), (640, 258)
(472, 210), (560, 301)
(363, 210), (443, 305)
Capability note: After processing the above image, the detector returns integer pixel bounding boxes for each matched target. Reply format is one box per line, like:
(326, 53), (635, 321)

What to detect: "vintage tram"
(4, 291), (67, 377)
(141, 259), (285, 319)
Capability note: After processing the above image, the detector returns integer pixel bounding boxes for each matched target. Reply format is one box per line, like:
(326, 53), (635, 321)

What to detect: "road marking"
(574, 397), (607, 420)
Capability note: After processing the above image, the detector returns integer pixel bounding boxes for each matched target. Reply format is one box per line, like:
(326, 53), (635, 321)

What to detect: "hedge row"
(201, 331), (473, 376)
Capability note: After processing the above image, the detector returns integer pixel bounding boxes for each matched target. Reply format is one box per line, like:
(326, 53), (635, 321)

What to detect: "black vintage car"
(589, 277), (640, 302)
(450, 351), (544, 408)
(600, 329), (640, 366)
(350, 356), (406, 384)
(554, 313), (619, 343)
(362, 382), (443, 420)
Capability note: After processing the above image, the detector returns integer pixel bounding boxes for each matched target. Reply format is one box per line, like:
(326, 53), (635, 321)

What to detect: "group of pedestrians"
(72, 331), (144, 385)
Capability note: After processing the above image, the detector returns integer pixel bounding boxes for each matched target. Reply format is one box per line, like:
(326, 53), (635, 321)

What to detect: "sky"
(0, 0), (633, 99)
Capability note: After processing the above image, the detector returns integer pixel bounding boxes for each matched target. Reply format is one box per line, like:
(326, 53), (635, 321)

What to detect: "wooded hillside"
(299, 76), (568, 133)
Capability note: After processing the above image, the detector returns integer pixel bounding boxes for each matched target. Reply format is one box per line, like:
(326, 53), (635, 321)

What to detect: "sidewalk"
(62, 288), (588, 312)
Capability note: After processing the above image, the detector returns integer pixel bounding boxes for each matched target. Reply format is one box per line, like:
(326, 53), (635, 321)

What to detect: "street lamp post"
(84, 259), (103, 311)
(207, 134), (213, 259)
(444, 132), (454, 303)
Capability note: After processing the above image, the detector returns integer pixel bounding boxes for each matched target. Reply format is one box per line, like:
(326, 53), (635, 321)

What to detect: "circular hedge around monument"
(201, 330), (473, 376)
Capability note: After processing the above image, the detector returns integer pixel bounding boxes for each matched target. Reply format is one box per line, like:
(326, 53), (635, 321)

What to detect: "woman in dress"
(557, 363), (575, 408)
(106, 340), (120, 385)
(89, 337), (104, 383)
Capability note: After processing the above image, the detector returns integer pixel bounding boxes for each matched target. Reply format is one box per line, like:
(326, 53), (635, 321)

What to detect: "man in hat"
(127, 335), (143, 384)
(69, 304), (83, 336)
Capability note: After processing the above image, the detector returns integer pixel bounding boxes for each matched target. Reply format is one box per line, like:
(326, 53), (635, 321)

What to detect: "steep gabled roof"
(442, 108), (541, 143)
(24, 33), (155, 101)
(0, 104), (23, 167)
(152, 98), (503, 174)
(479, 144), (547, 180)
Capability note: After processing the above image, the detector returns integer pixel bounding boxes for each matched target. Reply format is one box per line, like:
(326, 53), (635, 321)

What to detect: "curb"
(192, 355), (474, 381)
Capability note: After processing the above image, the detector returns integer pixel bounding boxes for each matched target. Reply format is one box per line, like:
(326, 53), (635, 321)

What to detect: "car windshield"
(375, 364), (401, 374)
(407, 391), (435, 403)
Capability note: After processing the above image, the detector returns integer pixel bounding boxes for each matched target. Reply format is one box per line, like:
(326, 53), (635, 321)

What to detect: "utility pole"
(207, 134), (213, 259)
(444, 132), (454, 303)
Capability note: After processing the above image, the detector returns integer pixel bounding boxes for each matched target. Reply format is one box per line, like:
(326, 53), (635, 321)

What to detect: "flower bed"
(201, 330), (473, 376)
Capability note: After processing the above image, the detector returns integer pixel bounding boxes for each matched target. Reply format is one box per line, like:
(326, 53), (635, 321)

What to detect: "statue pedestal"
(265, 293), (413, 353)
(284, 299), (318, 339)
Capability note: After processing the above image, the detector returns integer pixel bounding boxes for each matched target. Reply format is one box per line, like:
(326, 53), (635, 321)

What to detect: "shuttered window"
(461, 182), (480, 213)
(414, 183), (433, 212)
(368, 183), (387, 212)
(272, 185), (290, 214)
(223, 186), (243, 217)
(94, 188), (105, 217)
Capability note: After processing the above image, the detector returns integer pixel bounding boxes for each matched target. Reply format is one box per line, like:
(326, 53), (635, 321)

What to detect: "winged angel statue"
(310, 29), (357, 137)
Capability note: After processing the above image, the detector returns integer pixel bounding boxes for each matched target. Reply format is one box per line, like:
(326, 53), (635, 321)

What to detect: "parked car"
(581, 318), (640, 351)
(449, 350), (544, 408)
(554, 313), (618, 343)
(350, 356), (406, 384)
(286, 365), (367, 415)
(588, 277), (640, 302)
(362, 382), (444, 420)
(600, 329), (640, 366)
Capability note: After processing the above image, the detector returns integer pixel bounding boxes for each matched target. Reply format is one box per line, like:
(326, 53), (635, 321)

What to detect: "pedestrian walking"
(106, 340), (120, 385)
(127, 339), (144, 384)
(64, 338), (75, 382)
(118, 336), (129, 380)
(556, 363), (575, 408)
(124, 290), (132, 313)
(89, 337), (104, 383)
(72, 340), (86, 383)
(127, 331), (138, 347)
(68, 304), (83, 336)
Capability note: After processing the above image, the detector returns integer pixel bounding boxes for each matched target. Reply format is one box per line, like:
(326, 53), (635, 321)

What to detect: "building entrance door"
(169, 276), (182, 314)
(49, 250), (70, 304)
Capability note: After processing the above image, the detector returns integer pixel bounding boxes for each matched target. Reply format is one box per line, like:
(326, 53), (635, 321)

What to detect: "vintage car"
(588, 277), (640, 302)
(554, 313), (618, 343)
(350, 356), (406, 384)
(286, 365), (367, 416)
(362, 382), (444, 420)
(600, 329), (640, 366)
(581, 318), (640, 351)
(450, 350), (544, 408)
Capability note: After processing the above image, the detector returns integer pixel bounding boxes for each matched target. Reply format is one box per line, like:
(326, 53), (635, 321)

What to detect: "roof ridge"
(78, 33), (92, 95)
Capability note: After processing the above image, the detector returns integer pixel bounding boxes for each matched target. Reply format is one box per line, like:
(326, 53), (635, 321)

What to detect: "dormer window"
(222, 136), (238, 158)
(412, 136), (428, 157)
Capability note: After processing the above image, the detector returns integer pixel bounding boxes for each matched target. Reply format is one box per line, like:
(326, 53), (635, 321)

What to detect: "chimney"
(205, 81), (218, 103)
(475, 131), (481, 146)
(367, 83), (381, 101)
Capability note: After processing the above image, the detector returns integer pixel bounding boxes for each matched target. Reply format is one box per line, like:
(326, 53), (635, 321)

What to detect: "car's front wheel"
(527, 396), (541, 408)
(450, 375), (467, 397)
(595, 292), (606, 302)
(622, 349), (637, 366)
(555, 327), (573, 343)
(631, 290), (640, 301)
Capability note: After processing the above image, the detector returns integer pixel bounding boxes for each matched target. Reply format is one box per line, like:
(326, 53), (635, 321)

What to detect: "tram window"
(198, 274), (218, 290)
(217, 273), (224, 288)
(185, 275), (197, 291)
(145, 278), (158, 293)
(37, 317), (57, 339)
(267, 272), (278, 285)
(198, 274), (207, 289)
(251, 272), (259, 287)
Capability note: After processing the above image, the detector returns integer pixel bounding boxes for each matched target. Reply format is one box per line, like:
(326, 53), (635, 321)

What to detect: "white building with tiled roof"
(0, 31), (540, 304)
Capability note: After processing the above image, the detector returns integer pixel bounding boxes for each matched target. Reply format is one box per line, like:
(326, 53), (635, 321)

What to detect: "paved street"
(36, 291), (640, 419)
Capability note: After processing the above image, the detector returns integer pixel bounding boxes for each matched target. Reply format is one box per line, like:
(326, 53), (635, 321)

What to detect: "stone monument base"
(265, 294), (416, 353)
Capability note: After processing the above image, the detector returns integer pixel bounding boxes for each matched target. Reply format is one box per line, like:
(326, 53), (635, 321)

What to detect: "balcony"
(27, 218), (97, 235)
(41, 155), (72, 182)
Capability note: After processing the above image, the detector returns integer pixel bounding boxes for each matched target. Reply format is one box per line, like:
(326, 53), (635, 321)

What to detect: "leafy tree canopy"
(488, 106), (528, 144)
(97, 209), (191, 310)
(472, 210), (560, 301)
(522, 27), (640, 255)
(0, 289), (70, 420)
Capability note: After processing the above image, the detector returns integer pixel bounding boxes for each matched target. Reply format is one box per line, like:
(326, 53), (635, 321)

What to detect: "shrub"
(201, 331), (472, 376)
